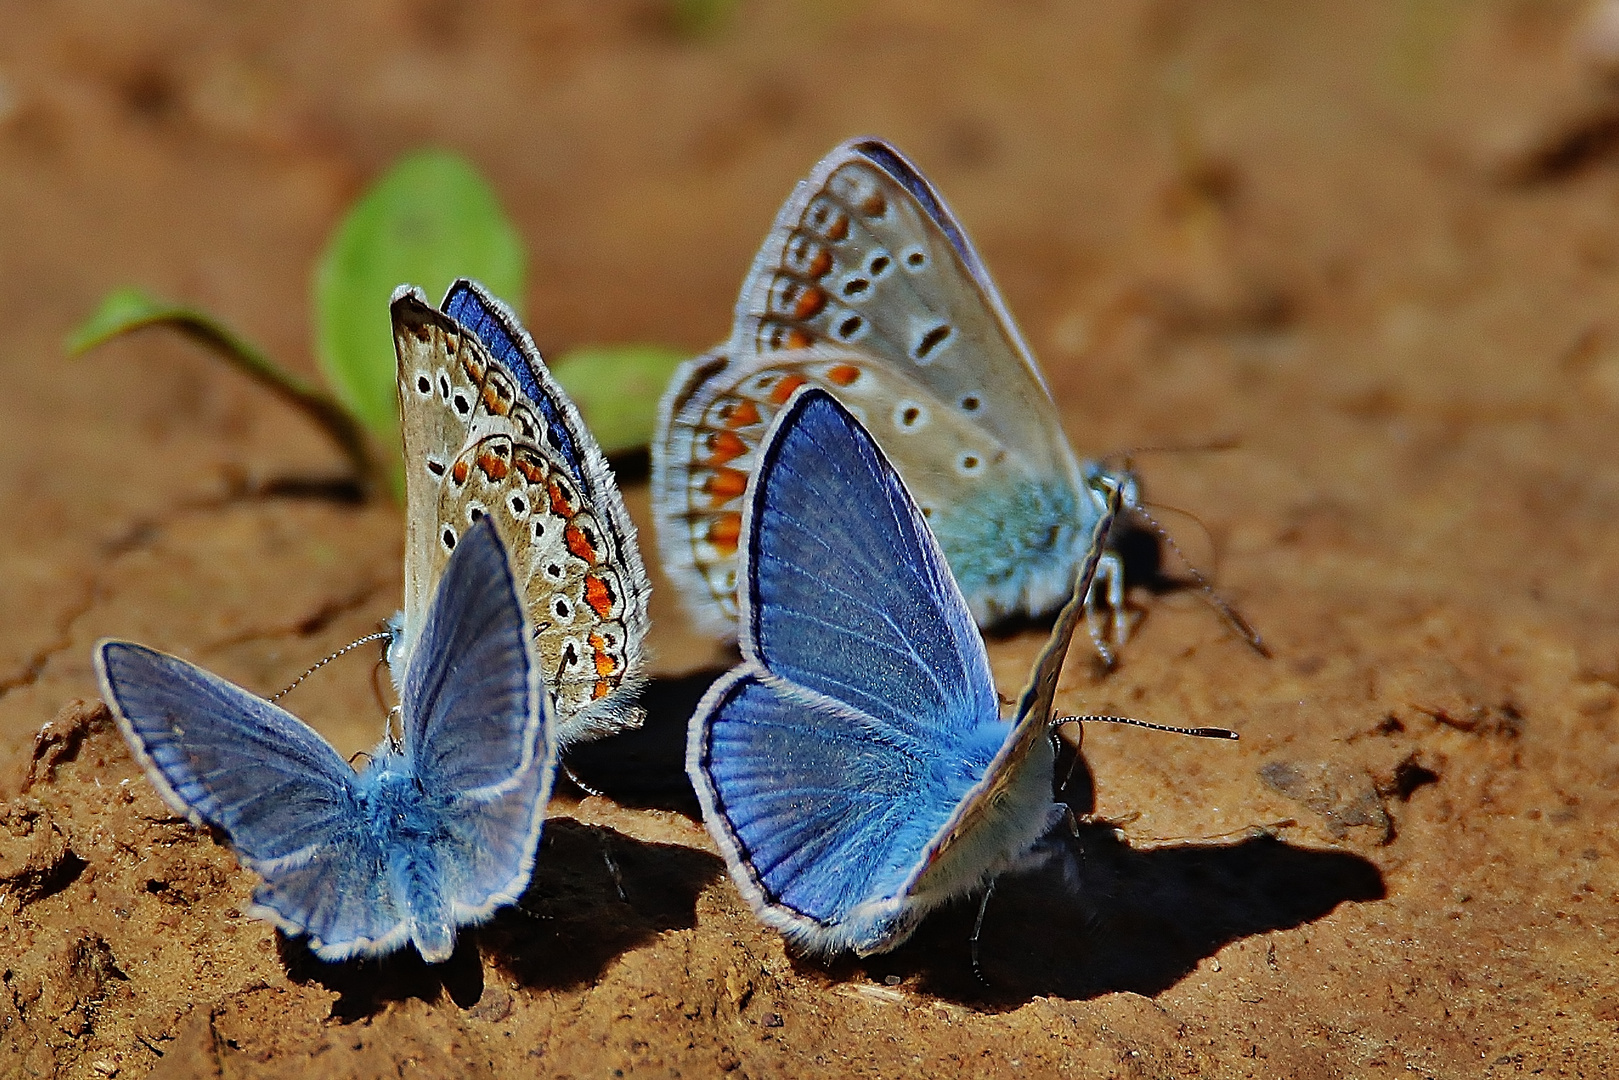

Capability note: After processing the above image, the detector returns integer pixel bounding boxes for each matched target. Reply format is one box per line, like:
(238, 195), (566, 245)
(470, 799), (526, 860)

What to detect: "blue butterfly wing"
(691, 389), (1009, 952)
(441, 279), (585, 483)
(691, 668), (1005, 950)
(95, 642), (406, 956)
(399, 515), (557, 915)
(741, 389), (998, 738)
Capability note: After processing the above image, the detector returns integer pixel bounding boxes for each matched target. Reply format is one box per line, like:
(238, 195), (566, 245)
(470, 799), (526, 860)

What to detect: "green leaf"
(551, 344), (688, 456)
(68, 289), (387, 496)
(314, 149), (525, 443)
(65, 288), (179, 355)
(670, 0), (741, 38)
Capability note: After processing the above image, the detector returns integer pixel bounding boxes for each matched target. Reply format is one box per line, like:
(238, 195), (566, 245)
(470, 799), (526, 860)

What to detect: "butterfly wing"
(393, 282), (651, 742)
(95, 642), (408, 959)
(688, 388), (1011, 955)
(654, 344), (1112, 632)
(397, 515), (557, 930)
(730, 137), (1082, 494)
(654, 137), (1122, 631)
(393, 285), (486, 642)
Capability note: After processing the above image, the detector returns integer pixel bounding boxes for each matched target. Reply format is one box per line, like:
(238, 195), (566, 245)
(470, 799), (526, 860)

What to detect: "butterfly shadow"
(280, 818), (722, 1020)
(562, 669), (732, 815)
(839, 823), (1386, 1008)
(795, 747), (1383, 1006)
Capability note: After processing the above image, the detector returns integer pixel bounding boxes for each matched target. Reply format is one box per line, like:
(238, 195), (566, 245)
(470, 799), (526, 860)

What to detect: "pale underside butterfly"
(391, 280), (652, 746)
(687, 387), (1124, 956)
(98, 517), (557, 963)
(653, 137), (1138, 655)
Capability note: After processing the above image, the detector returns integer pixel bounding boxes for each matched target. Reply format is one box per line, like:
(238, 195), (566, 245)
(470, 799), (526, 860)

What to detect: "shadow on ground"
(563, 670), (728, 815)
(281, 819), (722, 1020)
(842, 824), (1385, 1007)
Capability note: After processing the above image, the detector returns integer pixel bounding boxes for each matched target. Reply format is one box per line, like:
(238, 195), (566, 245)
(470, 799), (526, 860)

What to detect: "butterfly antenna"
(1100, 436), (1243, 469)
(270, 631), (392, 703)
(1069, 714), (1239, 740)
(1131, 504), (1270, 659)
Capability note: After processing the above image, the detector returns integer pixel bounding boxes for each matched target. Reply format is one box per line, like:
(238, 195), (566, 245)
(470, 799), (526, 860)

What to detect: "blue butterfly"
(95, 517), (556, 963)
(686, 387), (1122, 955)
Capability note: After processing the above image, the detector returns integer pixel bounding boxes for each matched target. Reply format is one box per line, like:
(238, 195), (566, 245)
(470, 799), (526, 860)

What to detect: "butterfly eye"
(960, 395), (981, 412)
(467, 504), (486, 523)
(437, 373), (451, 399)
(958, 453), (981, 474)
(508, 494), (528, 517)
(867, 252), (892, 277)
(554, 598), (572, 620)
(532, 519), (548, 540)
(834, 315), (865, 341)
(426, 458), (446, 478)
(841, 277), (870, 299)
(921, 506), (933, 518)
(903, 247), (927, 269)
(453, 391), (471, 417)
(440, 526), (457, 551)
(546, 562), (564, 580)
(415, 373), (432, 396)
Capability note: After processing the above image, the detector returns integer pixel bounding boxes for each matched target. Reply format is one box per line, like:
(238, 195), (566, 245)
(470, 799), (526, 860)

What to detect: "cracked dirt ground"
(3, 2), (1619, 1077)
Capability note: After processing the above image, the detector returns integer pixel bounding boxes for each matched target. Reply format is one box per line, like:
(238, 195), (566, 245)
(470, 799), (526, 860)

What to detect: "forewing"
(400, 515), (559, 920)
(740, 388), (996, 742)
(401, 515), (554, 796)
(729, 137), (1078, 478)
(96, 641), (408, 957)
(393, 285), (487, 638)
(437, 279), (652, 739)
(96, 641), (359, 871)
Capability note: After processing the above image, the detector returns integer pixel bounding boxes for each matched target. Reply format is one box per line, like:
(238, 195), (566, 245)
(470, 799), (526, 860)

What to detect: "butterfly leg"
(970, 879), (998, 989)
(1083, 550), (1131, 667)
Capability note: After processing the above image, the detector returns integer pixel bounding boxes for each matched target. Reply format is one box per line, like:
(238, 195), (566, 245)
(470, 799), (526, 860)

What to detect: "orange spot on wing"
(704, 467), (749, 502)
(515, 454), (547, 484)
(589, 632), (620, 678)
(785, 328), (814, 350)
(584, 573), (615, 619)
(703, 430), (748, 467)
(451, 460), (470, 485)
(793, 285), (827, 320)
(805, 247), (833, 279)
(827, 364), (860, 386)
(826, 215), (849, 242)
(768, 374), (808, 405)
(720, 399), (760, 428)
(861, 191), (887, 218)
(548, 480), (575, 516)
(592, 678), (612, 700)
(565, 522), (598, 563)
(707, 512), (742, 555)
(476, 447), (509, 481)
(481, 383), (511, 415)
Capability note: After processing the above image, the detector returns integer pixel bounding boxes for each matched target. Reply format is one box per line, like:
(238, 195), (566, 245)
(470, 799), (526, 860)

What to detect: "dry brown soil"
(3, 2), (1619, 1077)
